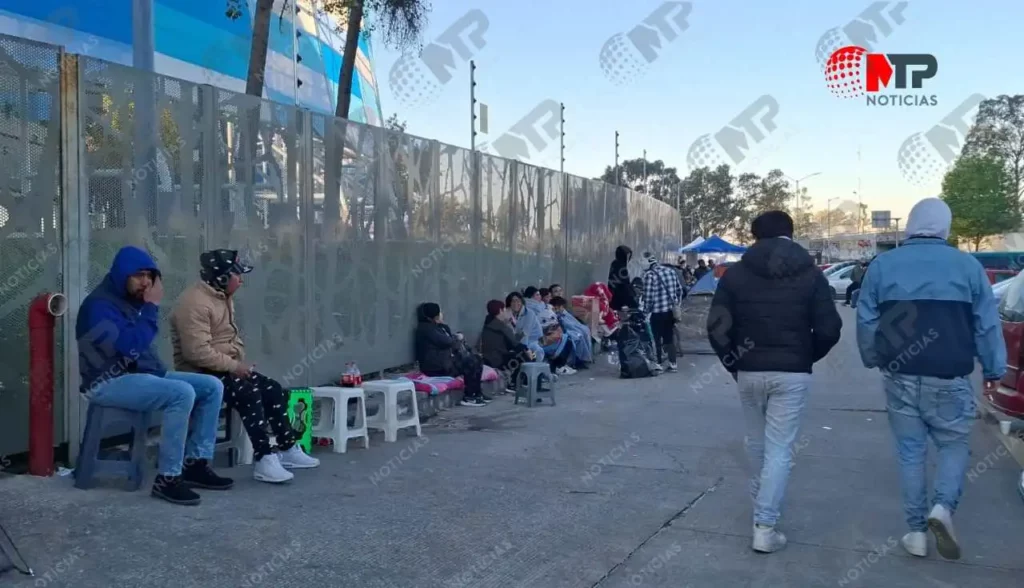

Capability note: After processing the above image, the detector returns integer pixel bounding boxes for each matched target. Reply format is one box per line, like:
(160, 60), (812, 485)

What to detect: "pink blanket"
(402, 365), (499, 396)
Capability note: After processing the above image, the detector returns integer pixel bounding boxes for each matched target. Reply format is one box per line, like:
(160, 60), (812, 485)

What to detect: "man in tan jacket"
(170, 249), (319, 483)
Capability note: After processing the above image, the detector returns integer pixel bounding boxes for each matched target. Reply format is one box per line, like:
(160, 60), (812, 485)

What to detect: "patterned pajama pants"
(215, 371), (297, 460)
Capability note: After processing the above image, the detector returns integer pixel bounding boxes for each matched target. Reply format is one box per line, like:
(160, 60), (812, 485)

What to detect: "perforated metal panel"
(1, 31), (684, 454)
(0, 35), (63, 455)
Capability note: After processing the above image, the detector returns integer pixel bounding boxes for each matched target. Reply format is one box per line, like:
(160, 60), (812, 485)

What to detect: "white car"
(828, 265), (856, 299)
(823, 261), (857, 278)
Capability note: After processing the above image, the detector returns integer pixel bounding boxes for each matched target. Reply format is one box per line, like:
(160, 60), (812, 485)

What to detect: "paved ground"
(1, 306), (1022, 587)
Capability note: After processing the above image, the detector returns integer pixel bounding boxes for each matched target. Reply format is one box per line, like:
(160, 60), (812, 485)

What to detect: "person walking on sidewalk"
(170, 249), (320, 485)
(844, 259), (867, 306)
(641, 254), (684, 372)
(856, 197), (1006, 561)
(707, 210), (842, 553)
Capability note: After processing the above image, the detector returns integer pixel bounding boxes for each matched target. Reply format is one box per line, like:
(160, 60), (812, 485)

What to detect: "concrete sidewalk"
(1, 306), (1021, 587)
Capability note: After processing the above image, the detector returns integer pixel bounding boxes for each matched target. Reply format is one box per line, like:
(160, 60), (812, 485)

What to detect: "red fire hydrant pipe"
(28, 292), (67, 477)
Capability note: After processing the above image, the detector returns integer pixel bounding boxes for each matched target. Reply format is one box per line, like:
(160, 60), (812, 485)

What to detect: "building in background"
(0, 0), (382, 124)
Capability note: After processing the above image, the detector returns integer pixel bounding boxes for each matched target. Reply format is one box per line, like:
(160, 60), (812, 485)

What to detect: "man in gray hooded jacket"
(856, 197), (1005, 560)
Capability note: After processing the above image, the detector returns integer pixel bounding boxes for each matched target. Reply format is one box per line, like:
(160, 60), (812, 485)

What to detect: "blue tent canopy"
(682, 235), (746, 254)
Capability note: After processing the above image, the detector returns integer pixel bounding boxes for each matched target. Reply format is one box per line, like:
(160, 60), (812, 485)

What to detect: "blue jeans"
(738, 371), (811, 527)
(86, 371), (224, 476)
(884, 373), (974, 531)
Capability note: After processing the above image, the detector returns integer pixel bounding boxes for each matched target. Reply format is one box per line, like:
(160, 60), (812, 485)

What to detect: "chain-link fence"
(0, 32), (682, 454)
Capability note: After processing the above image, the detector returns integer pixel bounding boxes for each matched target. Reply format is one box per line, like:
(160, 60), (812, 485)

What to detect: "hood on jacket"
(614, 245), (632, 264)
(740, 237), (815, 279)
(905, 197), (952, 240)
(108, 246), (161, 295)
(417, 302), (441, 323)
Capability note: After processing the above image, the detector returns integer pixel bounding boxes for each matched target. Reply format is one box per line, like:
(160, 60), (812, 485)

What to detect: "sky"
(371, 0), (1024, 223)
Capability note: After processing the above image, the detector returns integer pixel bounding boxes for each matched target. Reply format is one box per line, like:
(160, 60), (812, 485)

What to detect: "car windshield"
(830, 266), (853, 280)
(998, 271), (1024, 321)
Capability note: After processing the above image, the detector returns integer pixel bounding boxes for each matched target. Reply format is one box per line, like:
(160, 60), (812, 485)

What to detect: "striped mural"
(0, 0), (382, 124)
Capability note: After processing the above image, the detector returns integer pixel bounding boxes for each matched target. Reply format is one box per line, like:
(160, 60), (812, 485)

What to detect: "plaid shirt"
(642, 264), (683, 314)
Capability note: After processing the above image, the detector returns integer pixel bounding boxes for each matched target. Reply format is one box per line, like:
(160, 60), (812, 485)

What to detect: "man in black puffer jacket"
(706, 210), (841, 555)
(609, 245), (639, 311)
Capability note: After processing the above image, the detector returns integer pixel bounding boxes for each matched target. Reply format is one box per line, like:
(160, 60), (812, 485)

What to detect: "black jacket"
(415, 315), (456, 376)
(609, 245), (638, 311)
(480, 315), (527, 368)
(707, 237), (842, 374)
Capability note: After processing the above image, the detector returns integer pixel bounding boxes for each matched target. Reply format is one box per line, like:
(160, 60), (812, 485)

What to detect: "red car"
(987, 275), (1024, 502)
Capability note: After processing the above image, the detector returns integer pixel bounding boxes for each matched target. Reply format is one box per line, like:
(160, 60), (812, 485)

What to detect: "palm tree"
(225, 0), (276, 98)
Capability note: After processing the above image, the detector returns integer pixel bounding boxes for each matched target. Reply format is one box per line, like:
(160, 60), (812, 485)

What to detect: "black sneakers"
(151, 475), (201, 506)
(182, 458), (235, 490)
(460, 397), (486, 407)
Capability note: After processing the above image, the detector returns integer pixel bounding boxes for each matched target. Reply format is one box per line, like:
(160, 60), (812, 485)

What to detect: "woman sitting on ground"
(550, 296), (593, 365)
(480, 300), (535, 391)
(414, 302), (489, 407)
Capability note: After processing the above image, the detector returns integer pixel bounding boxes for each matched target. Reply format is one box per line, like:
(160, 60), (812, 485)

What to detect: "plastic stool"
(310, 387), (370, 453)
(514, 362), (555, 407)
(364, 379), (421, 442)
(74, 404), (150, 490)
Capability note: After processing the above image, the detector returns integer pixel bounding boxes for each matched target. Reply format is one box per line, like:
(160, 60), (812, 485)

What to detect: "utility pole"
(470, 60), (477, 157)
(614, 131), (620, 186)
(132, 0), (158, 225)
(857, 147), (863, 233)
(559, 103), (565, 176)
(827, 197), (839, 261)
(893, 217), (902, 248)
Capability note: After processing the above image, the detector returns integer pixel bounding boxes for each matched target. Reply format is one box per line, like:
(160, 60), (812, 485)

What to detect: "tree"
(599, 157), (681, 204)
(225, 0), (276, 98)
(324, 0), (431, 119)
(962, 94), (1024, 204)
(679, 165), (736, 239)
(941, 154), (1020, 251)
(731, 169), (793, 244)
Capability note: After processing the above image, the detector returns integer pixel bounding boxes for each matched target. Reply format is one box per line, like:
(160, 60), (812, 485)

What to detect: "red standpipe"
(28, 292), (67, 477)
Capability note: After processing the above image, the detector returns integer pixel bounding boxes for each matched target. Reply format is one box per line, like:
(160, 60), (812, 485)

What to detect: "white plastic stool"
(310, 386), (370, 453)
(363, 379), (421, 442)
(230, 409), (257, 465)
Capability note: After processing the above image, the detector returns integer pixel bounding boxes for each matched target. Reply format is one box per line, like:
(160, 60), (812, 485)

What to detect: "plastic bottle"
(351, 362), (362, 386)
(341, 362), (353, 387)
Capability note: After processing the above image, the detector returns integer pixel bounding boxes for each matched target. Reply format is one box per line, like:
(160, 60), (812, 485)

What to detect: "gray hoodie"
(904, 197), (952, 240)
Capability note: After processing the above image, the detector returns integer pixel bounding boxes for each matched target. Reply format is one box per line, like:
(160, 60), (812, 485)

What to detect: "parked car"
(986, 268), (1019, 285)
(988, 273), (1024, 419)
(827, 265), (856, 299)
(823, 261), (857, 278)
(986, 272), (1024, 502)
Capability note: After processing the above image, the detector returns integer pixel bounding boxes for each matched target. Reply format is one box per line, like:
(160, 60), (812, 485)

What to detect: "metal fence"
(0, 32), (682, 455)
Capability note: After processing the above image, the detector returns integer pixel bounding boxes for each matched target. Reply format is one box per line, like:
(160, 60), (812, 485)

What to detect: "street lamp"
(785, 172), (823, 211)
(827, 197), (840, 261)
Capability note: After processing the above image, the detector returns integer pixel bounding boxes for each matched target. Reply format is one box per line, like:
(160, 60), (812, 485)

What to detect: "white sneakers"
(927, 504), (960, 560)
(253, 453), (293, 483)
(752, 524), (787, 553)
(555, 365), (577, 375)
(898, 505), (960, 559)
(278, 445), (321, 469)
(901, 532), (927, 557)
(254, 446), (321, 484)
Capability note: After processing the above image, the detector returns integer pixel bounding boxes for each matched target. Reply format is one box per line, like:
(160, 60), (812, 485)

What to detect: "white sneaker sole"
(279, 460), (319, 469)
(254, 472), (294, 483)
(927, 517), (961, 560)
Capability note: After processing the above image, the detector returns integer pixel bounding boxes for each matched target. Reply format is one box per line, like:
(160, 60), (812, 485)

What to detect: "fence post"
(299, 109), (315, 387)
(200, 84), (219, 247)
(59, 52), (87, 464)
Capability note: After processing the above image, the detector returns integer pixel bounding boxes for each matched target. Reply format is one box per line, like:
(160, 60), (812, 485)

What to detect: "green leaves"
(941, 154), (1019, 250)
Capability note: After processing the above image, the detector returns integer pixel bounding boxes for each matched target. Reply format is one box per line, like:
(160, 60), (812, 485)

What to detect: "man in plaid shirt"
(642, 254), (684, 372)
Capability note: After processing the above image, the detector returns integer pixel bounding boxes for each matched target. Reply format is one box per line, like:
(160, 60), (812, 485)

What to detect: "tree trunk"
(973, 237), (982, 251)
(246, 0), (276, 98)
(335, 1), (364, 119)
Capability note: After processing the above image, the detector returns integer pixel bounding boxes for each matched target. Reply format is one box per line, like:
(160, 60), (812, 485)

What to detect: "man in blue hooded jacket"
(857, 198), (1006, 560)
(76, 246), (233, 505)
